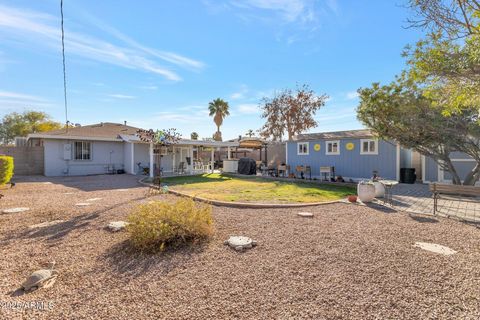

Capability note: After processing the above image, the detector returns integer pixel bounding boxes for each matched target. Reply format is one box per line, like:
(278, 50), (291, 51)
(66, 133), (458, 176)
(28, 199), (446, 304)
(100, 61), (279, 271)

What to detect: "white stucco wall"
(133, 143), (149, 174)
(124, 142), (134, 174)
(44, 139), (125, 176)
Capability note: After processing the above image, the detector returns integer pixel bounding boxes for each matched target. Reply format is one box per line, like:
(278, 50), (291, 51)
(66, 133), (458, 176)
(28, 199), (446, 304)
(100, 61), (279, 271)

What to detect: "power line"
(60, 0), (69, 131)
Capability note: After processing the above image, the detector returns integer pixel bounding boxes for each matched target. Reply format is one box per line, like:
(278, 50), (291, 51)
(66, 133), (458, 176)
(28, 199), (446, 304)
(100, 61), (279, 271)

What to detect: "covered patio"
(121, 134), (239, 177)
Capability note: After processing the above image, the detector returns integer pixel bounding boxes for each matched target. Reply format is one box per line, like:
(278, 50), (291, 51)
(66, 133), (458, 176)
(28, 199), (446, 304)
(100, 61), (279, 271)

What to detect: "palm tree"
(208, 98), (230, 141)
(190, 132), (199, 140)
(245, 129), (255, 137)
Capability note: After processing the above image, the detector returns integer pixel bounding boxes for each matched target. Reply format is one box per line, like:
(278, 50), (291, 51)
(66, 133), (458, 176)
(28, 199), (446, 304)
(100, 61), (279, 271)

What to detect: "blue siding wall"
(424, 156), (438, 182)
(424, 152), (477, 183)
(286, 138), (398, 180)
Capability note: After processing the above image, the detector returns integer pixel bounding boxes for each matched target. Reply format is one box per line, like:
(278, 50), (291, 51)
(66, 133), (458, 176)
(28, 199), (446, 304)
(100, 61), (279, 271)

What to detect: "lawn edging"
(138, 177), (343, 208)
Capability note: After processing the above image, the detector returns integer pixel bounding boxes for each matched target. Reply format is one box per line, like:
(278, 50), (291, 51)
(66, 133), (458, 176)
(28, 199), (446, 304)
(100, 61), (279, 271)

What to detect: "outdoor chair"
(175, 162), (186, 174)
(296, 165), (305, 179)
(277, 165), (289, 177)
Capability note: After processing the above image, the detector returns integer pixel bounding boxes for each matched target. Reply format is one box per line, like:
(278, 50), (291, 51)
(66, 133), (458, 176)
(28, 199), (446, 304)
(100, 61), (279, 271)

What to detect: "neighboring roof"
(28, 122), (141, 141)
(293, 129), (374, 141)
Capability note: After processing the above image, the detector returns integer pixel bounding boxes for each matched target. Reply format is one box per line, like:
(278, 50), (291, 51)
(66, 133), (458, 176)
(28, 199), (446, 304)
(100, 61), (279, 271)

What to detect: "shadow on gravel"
(1, 196), (149, 244)
(408, 214), (439, 224)
(100, 240), (208, 279)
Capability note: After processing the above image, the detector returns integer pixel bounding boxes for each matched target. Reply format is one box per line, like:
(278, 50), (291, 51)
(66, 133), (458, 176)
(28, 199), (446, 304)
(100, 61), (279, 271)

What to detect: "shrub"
(126, 198), (214, 252)
(0, 156), (14, 185)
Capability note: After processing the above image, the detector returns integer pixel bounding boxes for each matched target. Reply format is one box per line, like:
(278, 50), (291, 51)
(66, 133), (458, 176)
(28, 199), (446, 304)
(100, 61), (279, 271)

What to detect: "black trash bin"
(400, 168), (416, 184)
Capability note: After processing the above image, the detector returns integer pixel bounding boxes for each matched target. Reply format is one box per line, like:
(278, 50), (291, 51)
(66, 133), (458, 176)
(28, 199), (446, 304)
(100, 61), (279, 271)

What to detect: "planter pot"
(347, 195), (358, 203)
(373, 181), (385, 198)
(357, 183), (375, 203)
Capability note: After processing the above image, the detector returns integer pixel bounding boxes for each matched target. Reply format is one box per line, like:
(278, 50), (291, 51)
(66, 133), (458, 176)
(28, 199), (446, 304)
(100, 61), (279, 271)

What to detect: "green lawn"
(161, 174), (355, 203)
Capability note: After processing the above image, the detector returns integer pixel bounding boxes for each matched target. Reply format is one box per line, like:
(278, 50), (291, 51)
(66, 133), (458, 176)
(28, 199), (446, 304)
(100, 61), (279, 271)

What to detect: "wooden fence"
(0, 146), (44, 175)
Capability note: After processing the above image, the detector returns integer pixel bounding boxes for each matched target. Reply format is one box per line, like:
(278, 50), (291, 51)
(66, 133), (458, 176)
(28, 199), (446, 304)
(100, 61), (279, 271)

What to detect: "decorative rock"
(29, 220), (64, 229)
(22, 262), (57, 292)
(86, 198), (102, 202)
(107, 221), (129, 232)
(2, 207), (30, 214)
(297, 212), (314, 218)
(224, 236), (257, 251)
(75, 203), (91, 206)
(413, 242), (457, 256)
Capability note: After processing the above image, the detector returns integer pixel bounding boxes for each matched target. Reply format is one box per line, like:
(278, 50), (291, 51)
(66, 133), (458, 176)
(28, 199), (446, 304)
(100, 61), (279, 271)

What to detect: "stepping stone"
(2, 207), (30, 214)
(29, 220), (64, 229)
(107, 221), (129, 232)
(297, 212), (314, 218)
(413, 242), (457, 256)
(224, 236), (257, 251)
(86, 198), (102, 202)
(63, 192), (75, 195)
(75, 203), (91, 207)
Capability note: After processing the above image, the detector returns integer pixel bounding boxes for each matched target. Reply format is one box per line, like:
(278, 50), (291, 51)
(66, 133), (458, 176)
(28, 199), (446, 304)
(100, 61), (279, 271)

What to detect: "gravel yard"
(0, 175), (479, 319)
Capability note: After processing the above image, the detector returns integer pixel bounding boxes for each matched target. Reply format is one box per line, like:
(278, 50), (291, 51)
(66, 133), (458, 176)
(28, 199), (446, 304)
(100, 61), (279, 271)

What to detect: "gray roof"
(293, 129), (374, 141)
(29, 122), (140, 141)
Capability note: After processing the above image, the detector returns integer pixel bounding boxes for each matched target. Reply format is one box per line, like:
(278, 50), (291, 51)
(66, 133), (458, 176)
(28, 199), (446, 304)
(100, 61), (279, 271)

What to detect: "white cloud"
(107, 94), (135, 99)
(0, 4), (205, 81)
(0, 91), (46, 102)
(0, 91), (54, 112)
(237, 103), (259, 114)
(346, 91), (359, 100)
(230, 84), (249, 100)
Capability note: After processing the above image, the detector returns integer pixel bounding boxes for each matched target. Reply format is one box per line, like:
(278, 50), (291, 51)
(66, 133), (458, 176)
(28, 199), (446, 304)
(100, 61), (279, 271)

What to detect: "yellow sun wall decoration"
(346, 142), (355, 151)
(314, 144), (321, 151)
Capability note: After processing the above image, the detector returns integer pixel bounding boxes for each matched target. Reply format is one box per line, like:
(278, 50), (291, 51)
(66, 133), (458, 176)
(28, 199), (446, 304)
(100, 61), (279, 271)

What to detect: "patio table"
(378, 180), (399, 207)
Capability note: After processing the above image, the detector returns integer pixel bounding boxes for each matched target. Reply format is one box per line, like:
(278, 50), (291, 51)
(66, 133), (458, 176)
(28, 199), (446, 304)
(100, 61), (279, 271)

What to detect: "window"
(326, 141), (340, 155)
(360, 139), (378, 155)
(74, 141), (91, 160)
(297, 142), (309, 155)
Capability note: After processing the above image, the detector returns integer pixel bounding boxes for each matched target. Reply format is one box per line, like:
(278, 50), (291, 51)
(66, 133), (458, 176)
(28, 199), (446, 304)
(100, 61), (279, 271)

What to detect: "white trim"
(285, 142), (288, 165)
(438, 160), (444, 182)
(396, 144), (400, 181)
(359, 139), (378, 155)
(28, 134), (121, 142)
(130, 142), (135, 174)
(421, 155), (426, 182)
(450, 158), (475, 162)
(325, 140), (340, 155)
(297, 142), (309, 155)
(149, 142), (154, 178)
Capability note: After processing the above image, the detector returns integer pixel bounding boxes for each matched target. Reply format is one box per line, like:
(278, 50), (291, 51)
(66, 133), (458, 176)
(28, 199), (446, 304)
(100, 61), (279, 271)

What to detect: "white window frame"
(73, 141), (92, 160)
(325, 140), (340, 155)
(297, 142), (309, 155)
(360, 139), (378, 155)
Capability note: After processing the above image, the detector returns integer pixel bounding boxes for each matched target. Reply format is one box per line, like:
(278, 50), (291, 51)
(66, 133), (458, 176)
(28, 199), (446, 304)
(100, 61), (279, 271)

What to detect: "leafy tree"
(208, 98), (230, 141)
(358, 76), (480, 185)
(0, 111), (62, 145)
(190, 132), (199, 140)
(245, 129), (255, 137)
(137, 128), (181, 186)
(259, 84), (328, 141)
(358, 1), (480, 185)
(404, 0), (480, 112)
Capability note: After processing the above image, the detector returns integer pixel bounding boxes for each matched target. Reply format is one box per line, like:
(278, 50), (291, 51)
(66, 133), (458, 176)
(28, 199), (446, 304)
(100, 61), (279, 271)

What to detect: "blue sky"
(0, 0), (423, 140)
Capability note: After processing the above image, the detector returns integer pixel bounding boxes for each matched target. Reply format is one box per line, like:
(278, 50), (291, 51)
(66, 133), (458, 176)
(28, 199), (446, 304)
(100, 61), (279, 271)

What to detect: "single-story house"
(28, 122), (238, 177)
(286, 129), (403, 181)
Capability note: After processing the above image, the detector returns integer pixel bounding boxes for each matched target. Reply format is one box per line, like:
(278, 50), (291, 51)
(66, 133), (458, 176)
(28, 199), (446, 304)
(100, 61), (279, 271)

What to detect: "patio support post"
(211, 148), (214, 173)
(227, 147), (231, 160)
(149, 142), (154, 178)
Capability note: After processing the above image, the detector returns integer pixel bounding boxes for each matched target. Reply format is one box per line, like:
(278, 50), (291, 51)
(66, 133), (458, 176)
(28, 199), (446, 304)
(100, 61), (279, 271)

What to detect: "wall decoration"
(314, 143), (321, 151)
(346, 142), (355, 151)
